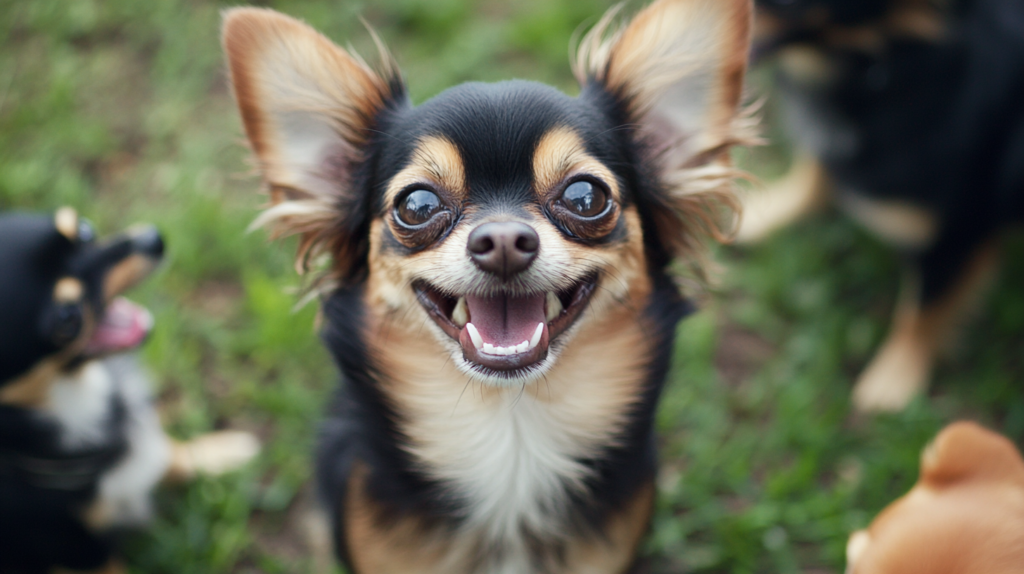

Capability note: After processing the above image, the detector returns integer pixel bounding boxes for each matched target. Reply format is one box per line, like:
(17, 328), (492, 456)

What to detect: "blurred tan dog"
(846, 421), (1024, 574)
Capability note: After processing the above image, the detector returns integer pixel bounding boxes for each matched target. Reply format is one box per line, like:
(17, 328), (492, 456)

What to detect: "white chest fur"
(44, 357), (170, 527)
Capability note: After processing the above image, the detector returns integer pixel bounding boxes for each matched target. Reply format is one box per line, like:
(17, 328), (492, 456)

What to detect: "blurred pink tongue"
(84, 297), (153, 355)
(464, 293), (545, 346)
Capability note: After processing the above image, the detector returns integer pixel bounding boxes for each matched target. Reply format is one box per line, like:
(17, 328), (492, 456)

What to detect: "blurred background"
(2, 0), (1023, 572)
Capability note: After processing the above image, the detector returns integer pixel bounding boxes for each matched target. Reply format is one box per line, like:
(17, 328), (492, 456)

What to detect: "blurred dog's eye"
(397, 189), (442, 227)
(559, 181), (608, 218)
(77, 219), (95, 243)
(47, 304), (83, 346)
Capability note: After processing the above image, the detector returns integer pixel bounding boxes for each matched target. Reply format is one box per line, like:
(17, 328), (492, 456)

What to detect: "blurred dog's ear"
(222, 8), (404, 281)
(576, 0), (755, 264)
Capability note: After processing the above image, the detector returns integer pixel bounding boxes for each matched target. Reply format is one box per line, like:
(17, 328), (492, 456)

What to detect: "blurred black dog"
(0, 208), (258, 573)
(741, 0), (1024, 411)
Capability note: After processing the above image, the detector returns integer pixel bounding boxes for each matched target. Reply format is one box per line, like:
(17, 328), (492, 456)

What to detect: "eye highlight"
(559, 180), (607, 218)
(390, 186), (456, 249)
(547, 177), (618, 241)
(396, 189), (442, 227)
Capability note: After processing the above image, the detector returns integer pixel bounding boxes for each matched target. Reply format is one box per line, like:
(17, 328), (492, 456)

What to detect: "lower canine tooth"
(483, 343), (496, 354)
(466, 323), (484, 350)
(529, 323), (543, 349)
(546, 292), (563, 322)
(452, 297), (469, 327)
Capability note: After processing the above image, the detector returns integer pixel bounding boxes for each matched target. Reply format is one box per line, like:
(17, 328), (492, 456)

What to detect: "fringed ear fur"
(576, 0), (757, 266)
(222, 8), (403, 284)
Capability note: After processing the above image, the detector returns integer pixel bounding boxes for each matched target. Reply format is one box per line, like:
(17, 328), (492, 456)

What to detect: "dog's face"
(0, 208), (163, 398)
(845, 422), (1024, 574)
(224, 0), (753, 386)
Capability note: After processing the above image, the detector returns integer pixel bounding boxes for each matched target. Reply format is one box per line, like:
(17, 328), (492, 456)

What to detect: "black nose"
(467, 221), (539, 280)
(131, 226), (165, 259)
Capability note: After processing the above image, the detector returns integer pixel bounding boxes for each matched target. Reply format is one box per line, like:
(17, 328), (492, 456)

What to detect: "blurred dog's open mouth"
(83, 297), (154, 357)
(414, 275), (598, 374)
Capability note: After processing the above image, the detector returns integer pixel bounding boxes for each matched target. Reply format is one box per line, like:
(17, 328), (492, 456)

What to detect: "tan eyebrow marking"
(54, 207), (79, 241)
(532, 127), (620, 200)
(384, 136), (467, 208)
(53, 277), (83, 303)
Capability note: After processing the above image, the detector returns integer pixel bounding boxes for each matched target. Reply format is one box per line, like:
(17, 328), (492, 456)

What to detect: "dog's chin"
(414, 274), (598, 386)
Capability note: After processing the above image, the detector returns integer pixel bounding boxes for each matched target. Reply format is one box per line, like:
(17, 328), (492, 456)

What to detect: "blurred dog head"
(846, 421), (1024, 574)
(0, 208), (163, 400)
(223, 1), (754, 387)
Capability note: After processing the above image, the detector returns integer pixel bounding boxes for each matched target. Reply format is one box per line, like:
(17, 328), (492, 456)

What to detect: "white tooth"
(546, 292), (563, 322)
(483, 343), (496, 354)
(452, 297), (469, 327)
(516, 341), (529, 353)
(498, 346), (511, 356)
(466, 323), (484, 350)
(529, 323), (544, 349)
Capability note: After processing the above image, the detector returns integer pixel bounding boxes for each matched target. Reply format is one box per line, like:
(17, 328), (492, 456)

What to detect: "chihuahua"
(0, 209), (258, 573)
(223, 0), (754, 571)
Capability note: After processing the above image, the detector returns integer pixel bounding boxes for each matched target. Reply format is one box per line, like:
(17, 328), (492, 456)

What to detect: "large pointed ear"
(576, 0), (755, 264)
(222, 8), (404, 282)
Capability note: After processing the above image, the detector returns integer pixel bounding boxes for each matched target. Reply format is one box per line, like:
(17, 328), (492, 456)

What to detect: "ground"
(2, 0), (1022, 572)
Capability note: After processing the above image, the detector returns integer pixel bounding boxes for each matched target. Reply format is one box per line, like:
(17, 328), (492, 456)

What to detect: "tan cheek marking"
(54, 277), (84, 303)
(54, 207), (79, 241)
(103, 255), (155, 300)
(384, 136), (467, 208)
(532, 127), (620, 202)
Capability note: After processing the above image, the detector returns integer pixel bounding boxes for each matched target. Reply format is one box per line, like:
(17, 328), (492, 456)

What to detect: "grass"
(2, 0), (1022, 572)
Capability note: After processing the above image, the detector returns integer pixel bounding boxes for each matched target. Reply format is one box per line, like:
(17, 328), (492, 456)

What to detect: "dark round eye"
(77, 219), (95, 243)
(559, 180), (608, 218)
(49, 304), (83, 346)
(397, 189), (443, 227)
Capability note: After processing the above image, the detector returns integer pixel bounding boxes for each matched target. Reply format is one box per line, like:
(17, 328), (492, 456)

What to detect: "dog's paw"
(167, 430), (261, 480)
(735, 157), (826, 244)
(851, 335), (932, 413)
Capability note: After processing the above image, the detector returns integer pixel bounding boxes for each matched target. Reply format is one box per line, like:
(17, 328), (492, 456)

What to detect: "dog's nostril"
(467, 221), (539, 279)
(515, 234), (538, 253)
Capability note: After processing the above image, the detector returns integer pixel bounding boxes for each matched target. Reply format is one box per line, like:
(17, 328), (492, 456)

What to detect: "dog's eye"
(558, 181), (608, 218)
(397, 189), (443, 227)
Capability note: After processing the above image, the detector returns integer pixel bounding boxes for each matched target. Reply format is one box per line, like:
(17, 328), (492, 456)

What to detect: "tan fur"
(0, 357), (65, 408)
(853, 243), (1000, 412)
(54, 207), (79, 241)
(846, 422), (1024, 574)
(163, 431), (261, 483)
(54, 277), (84, 303)
(532, 127), (621, 202)
(222, 8), (397, 278)
(574, 0), (754, 266)
(383, 136), (468, 207)
(838, 192), (938, 249)
(735, 154), (829, 243)
(102, 255), (156, 301)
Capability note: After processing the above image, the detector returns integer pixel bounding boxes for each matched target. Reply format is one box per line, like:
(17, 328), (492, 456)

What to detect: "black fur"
(0, 212), (161, 573)
(312, 73), (702, 571)
(758, 0), (1024, 305)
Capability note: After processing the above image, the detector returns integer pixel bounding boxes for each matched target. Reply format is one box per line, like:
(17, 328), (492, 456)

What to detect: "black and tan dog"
(0, 208), (259, 573)
(222, 0), (755, 571)
(740, 0), (1024, 412)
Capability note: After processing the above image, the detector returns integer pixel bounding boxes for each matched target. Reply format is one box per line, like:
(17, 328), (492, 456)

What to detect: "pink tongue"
(464, 293), (546, 347)
(84, 297), (154, 355)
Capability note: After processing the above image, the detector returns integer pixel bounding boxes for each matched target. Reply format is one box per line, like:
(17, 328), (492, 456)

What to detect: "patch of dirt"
(714, 322), (776, 387)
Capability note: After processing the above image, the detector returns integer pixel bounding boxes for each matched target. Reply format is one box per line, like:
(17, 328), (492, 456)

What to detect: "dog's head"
(845, 422), (1024, 574)
(223, 0), (753, 386)
(0, 208), (163, 400)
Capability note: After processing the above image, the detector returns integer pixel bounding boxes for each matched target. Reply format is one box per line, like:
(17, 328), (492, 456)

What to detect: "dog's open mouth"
(414, 275), (598, 374)
(83, 296), (154, 357)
